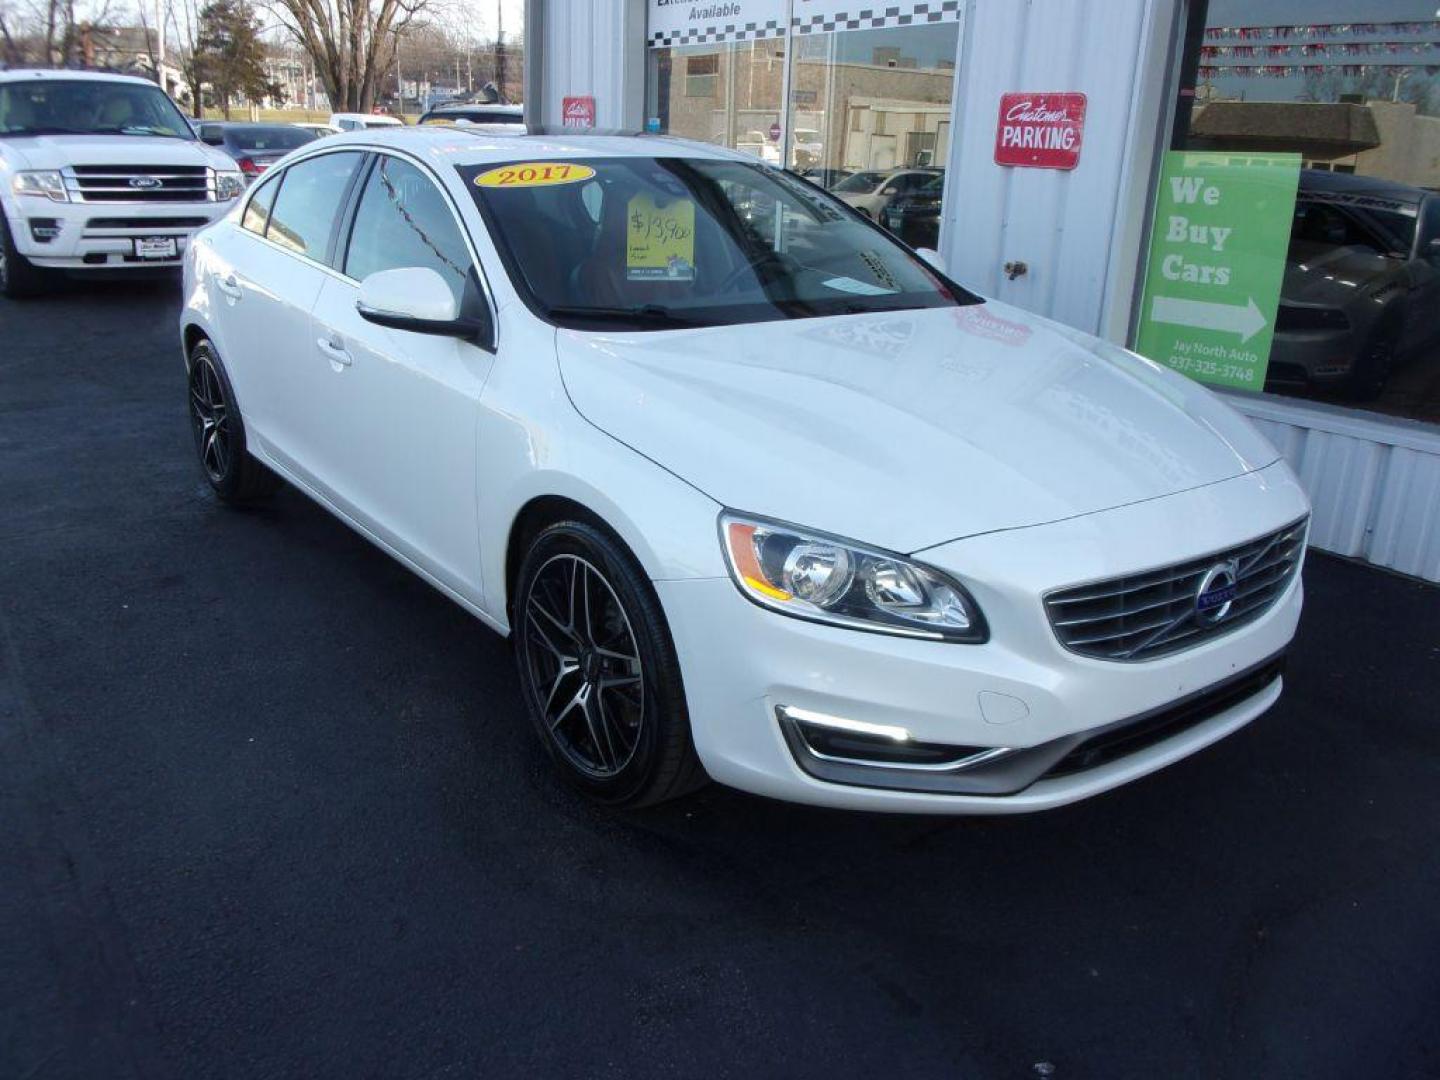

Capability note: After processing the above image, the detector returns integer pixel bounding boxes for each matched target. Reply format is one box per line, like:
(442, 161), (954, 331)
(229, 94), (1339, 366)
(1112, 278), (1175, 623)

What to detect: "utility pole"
(395, 30), (404, 113)
(496, 0), (506, 102)
(155, 0), (165, 89)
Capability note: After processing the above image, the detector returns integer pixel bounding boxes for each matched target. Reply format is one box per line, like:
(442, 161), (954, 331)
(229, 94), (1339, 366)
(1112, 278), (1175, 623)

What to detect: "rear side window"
(241, 175), (280, 234)
(265, 152), (363, 261)
(344, 155), (472, 304)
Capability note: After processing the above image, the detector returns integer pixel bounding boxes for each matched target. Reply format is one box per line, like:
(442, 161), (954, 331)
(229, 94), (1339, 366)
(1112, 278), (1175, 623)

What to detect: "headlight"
(720, 513), (987, 642)
(214, 171), (244, 201)
(13, 170), (68, 202)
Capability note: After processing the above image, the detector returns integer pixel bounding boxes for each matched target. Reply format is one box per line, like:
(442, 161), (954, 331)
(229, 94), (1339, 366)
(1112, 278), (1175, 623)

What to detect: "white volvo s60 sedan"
(179, 127), (1310, 813)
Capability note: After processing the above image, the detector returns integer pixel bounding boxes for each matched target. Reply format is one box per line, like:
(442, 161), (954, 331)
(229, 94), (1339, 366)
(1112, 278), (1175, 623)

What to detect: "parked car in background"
(1270, 170), (1440, 399)
(882, 172), (945, 249)
(832, 166), (941, 219)
(197, 122), (317, 182)
(418, 102), (523, 126)
(328, 112), (404, 132)
(181, 128), (1308, 814)
(0, 68), (244, 298)
(794, 166), (852, 190)
(293, 122), (341, 138)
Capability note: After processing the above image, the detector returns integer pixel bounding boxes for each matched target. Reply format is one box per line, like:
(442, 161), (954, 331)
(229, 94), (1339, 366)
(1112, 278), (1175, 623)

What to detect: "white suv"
(0, 69), (244, 298)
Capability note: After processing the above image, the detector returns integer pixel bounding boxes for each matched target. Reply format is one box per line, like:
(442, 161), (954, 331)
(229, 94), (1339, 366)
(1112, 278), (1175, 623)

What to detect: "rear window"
(833, 171), (885, 193)
(227, 126), (316, 152)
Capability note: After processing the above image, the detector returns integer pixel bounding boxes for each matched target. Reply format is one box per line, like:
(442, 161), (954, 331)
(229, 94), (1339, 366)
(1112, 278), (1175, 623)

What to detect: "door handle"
(214, 273), (242, 301)
(317, 336), (352, 367)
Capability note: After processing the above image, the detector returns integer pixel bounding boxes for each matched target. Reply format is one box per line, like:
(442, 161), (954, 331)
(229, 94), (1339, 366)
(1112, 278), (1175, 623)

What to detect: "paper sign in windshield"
(626, 193), (695, 281)
(473, 162), (596, 188)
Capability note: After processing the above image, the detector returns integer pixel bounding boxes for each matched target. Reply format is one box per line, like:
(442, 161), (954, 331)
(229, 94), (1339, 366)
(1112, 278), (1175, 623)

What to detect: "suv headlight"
(720, 513), (987, 642)
(214, 171), (244, 201)
(13, 170), (68, 202)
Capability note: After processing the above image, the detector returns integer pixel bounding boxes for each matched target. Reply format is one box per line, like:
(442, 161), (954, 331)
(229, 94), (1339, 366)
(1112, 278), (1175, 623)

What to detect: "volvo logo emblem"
(1194, 559), (1240, 625)
(129, 176), (162, 189)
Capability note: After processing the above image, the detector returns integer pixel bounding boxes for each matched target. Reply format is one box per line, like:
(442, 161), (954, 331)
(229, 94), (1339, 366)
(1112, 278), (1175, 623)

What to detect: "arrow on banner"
(1151, 295), (1267, 344)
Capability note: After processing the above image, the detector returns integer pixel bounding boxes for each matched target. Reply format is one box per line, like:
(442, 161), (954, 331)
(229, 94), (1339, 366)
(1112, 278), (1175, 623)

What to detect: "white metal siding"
(939, 0), (1177, 337)
(533, 0), (645, 128)
(1236, 397), (1440, 582)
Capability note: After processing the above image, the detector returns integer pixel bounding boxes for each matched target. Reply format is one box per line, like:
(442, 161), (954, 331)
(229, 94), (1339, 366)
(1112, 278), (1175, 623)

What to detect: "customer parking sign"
(1136, 152), (1301, 390)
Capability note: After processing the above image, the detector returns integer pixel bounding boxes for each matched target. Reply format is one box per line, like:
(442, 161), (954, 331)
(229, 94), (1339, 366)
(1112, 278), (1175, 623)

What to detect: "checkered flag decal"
(648, 18), (785, 46)
(792, 0), (959, 34)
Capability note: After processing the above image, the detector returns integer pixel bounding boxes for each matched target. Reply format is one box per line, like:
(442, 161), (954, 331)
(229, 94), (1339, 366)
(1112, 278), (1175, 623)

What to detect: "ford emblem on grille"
(1194, 560), (1240, 625)
(129, 176), (162, 189)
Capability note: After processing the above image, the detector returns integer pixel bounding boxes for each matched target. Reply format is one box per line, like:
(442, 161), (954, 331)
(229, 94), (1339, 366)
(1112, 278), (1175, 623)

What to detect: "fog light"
(29, 219), (60, 242)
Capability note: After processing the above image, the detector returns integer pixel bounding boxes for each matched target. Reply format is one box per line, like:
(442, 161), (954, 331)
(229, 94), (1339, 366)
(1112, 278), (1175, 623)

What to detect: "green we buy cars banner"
(1136, 152), (1301, 390)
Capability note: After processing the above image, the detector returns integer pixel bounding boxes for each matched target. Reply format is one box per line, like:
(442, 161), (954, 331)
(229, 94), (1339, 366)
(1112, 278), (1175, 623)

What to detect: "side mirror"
(356, 267), (491, 346)
(881, 184), (899, 196)
(915, 247), (946, 274)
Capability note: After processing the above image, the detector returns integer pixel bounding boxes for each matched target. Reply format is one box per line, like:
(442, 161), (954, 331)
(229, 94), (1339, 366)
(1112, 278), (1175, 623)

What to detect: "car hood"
(2, 134), (236, 172)
(1284, 242), (1401, 304)
(556, 301), (1280, 553)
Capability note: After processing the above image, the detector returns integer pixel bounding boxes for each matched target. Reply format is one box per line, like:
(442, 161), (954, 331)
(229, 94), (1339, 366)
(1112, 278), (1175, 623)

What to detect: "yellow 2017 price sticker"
(473, 162), (596, 188)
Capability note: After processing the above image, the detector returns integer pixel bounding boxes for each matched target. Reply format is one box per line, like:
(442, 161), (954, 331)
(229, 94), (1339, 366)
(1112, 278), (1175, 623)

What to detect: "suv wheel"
(0, 214), (50, 299)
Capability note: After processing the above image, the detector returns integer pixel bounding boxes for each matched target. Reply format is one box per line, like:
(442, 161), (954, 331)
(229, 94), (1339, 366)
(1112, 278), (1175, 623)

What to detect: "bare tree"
(267, 0), (428, 113)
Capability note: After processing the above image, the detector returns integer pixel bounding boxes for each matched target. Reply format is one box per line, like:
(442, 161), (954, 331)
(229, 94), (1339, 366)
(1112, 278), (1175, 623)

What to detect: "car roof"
(1300, 168), (1426, 207)
(427, 102), (522, 113)
(301, 125), (762, 166)
(330, 112), (401, 122)
(0, 68), (161, 86)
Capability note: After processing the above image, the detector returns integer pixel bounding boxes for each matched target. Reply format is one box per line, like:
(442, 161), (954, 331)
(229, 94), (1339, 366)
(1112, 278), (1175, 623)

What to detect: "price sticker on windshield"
(473, 162), (596, 188)
(626, 193), (695, 281)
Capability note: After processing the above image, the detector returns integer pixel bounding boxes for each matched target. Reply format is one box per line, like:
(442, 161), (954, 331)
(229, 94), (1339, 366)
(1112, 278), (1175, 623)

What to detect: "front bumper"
(657, 462), (1309, 814)
(6, 199), (232, 270)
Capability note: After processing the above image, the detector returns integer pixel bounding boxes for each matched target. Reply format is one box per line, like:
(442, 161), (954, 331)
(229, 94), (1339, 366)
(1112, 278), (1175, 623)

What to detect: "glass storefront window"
(1144, 1), (1440, 426)
(647, 41), (786, 163)
(645, 6), (959, 252)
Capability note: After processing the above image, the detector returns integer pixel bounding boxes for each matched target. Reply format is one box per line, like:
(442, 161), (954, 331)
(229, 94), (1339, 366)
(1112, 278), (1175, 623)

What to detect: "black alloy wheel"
(189, 350), (233, 484)
(186, 339), (278, 503)
(514, 522), (705, 806)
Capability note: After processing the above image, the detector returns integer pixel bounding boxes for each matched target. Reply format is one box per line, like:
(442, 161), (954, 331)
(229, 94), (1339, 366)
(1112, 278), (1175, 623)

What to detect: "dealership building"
(523, 0), (1440, 582)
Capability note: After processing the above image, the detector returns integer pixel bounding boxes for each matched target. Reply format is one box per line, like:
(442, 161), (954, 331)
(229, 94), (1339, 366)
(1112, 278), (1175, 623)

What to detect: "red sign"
(562, 95), (596, 128)
(994, 92), (1086, 170)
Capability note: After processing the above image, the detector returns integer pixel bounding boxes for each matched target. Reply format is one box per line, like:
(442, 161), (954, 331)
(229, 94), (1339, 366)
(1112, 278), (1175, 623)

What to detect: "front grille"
(1044, 517), (1307, 661)
(66, 165), (212, 203)
(1044, 654), (1286, 778)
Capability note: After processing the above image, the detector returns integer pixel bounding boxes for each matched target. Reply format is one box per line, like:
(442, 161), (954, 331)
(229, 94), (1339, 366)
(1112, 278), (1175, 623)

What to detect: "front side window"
(462, 156), (971, 330)
(265, 152), (363, 261)
(345, 156), (473, 303)
(0, 79), (193, 139)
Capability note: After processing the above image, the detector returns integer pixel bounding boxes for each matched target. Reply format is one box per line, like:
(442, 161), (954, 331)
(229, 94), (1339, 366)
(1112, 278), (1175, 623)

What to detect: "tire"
(0, 212), (50, 299)
(513, 521), (707, 807)
(1343, 314), (1401, 402)
(187, 338), (279, 504)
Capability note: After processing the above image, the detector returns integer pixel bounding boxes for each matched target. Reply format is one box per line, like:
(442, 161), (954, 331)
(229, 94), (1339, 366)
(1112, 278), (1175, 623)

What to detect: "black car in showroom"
(881, 172), (944, 249)
(1272, 170), (1440, 399)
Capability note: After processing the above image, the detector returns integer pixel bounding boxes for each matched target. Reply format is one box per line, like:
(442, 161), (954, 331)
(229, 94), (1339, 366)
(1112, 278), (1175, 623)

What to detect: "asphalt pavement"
(2, 276), (1439, 1080)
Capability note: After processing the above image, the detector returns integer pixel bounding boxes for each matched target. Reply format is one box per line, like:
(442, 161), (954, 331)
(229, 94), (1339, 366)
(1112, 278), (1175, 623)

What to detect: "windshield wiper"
(545, 304), (702, 327)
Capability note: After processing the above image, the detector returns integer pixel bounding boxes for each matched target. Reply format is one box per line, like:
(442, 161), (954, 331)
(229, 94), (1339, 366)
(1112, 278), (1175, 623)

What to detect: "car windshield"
(227, 126), (315, 151)
(463, 156), (974, 330)
(832, 170), (886, 193)
(0, 79), (194, 139)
